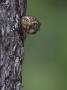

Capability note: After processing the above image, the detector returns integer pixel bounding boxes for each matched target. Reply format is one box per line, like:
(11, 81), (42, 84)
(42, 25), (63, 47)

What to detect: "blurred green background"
(24, 0), (67, 90)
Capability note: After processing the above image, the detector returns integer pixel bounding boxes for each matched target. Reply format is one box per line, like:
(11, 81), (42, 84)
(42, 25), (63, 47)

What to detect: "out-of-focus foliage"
(24, 0), (67, 90)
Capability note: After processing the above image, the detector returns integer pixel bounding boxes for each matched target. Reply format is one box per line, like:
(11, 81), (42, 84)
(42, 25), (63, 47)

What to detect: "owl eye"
(33, 23), (38, 29)
(24, 18), (28, 22)
(33, 23), (36, 27)
(22, 17), (27, 21)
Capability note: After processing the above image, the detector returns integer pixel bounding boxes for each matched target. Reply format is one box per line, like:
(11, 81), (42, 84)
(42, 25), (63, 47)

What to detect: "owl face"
(21, 16), (40, 34)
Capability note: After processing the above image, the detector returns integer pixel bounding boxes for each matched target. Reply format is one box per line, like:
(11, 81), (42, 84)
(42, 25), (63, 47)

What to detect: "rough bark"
(0, 0), (27, 90)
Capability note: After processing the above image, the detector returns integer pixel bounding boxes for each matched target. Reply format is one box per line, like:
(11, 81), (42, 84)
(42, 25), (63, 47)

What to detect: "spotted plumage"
(21, 16), (40, 37)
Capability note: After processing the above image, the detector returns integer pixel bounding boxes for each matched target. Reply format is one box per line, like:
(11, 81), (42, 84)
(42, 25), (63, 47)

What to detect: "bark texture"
(0, 0), (27, 90)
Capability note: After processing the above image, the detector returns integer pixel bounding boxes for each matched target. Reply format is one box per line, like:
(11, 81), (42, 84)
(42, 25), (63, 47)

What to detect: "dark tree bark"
(0, 0), (27, 90)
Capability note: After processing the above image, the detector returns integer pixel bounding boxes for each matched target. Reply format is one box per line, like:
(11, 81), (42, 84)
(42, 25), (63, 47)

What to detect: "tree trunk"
(0, 0), (27, 90)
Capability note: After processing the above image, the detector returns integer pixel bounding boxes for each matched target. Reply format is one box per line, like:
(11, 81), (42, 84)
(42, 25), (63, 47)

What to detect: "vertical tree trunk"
(0, 0), (27, 90)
